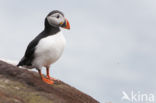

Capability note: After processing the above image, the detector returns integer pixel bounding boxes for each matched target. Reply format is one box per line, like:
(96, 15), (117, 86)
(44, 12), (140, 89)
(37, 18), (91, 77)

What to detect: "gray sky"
(0, 0), (156, 102)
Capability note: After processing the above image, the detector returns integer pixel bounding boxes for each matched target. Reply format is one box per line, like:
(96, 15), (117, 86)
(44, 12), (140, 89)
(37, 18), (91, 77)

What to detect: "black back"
(17, 17), (60, 67)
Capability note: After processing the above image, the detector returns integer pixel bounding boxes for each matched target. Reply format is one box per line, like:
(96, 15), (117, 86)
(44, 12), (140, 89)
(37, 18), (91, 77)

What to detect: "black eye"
(56, 15), (60, 18)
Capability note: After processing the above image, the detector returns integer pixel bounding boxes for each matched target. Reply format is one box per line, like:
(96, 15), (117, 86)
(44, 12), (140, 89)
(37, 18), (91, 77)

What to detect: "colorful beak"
(62, 18), (70, 30)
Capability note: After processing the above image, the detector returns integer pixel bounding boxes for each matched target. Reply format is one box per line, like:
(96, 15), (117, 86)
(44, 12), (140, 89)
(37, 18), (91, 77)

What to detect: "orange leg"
(46, 66), (56, 80)
(38, 69), (54, 85)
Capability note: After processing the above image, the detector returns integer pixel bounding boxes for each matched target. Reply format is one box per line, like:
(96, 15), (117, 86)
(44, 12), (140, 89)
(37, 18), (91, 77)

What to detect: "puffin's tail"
(17, 57), (30, 67)
(17, 62), (21, 67)
(17, 57), (25, 67)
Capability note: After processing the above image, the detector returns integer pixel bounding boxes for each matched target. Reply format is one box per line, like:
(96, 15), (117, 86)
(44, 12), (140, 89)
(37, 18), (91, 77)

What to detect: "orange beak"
(62, 18), (70, 30)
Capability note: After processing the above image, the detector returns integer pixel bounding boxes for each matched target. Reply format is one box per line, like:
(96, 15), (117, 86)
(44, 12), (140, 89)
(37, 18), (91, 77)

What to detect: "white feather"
(32, 31), (66, 69)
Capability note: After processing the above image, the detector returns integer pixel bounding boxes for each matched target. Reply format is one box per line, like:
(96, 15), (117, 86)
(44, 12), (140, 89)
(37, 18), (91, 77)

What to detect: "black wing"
(17, 28), (58, 67)
(17, 32), (45, 67)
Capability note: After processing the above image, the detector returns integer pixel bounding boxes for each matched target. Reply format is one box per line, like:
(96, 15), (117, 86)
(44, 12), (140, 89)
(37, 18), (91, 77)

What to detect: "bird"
(17, 10), (70, 85)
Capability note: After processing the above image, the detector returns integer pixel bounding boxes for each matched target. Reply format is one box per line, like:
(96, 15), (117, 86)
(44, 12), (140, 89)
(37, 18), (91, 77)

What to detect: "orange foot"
(47, 76), (57, 81)
(42, 77), (54, 85)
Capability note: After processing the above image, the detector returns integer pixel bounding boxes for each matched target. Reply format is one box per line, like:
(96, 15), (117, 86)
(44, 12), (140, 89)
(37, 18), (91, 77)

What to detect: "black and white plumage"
(17, 10), (70, 84)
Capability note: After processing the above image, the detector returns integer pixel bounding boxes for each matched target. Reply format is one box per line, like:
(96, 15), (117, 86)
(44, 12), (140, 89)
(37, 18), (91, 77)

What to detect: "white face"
(47, 13), (65, 27)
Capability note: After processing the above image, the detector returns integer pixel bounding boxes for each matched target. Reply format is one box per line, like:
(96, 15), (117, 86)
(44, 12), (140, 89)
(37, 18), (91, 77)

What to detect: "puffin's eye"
(56, 15), (60, 18)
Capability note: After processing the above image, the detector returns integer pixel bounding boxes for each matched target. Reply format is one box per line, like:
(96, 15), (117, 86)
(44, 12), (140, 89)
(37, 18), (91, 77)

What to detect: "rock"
(0, 60), (99, 103)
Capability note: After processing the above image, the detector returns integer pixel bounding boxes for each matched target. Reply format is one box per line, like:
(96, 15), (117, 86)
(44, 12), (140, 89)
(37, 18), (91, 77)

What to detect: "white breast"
(32, 31), (66, 68)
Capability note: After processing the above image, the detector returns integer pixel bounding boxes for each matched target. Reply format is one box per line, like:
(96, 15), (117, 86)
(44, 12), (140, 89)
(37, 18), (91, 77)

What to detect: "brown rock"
(0, 60), (99, 103)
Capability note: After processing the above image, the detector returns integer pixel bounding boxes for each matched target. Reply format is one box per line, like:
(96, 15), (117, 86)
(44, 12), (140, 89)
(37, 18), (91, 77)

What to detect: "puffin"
(17, 10), (70, 85)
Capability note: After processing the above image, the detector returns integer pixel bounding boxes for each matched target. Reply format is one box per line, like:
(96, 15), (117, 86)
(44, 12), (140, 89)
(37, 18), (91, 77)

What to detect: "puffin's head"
(45, 10), (70, 30)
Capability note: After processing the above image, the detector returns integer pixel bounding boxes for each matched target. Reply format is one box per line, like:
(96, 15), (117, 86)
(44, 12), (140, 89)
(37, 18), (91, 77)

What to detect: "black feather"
(17, 17), (60, 67)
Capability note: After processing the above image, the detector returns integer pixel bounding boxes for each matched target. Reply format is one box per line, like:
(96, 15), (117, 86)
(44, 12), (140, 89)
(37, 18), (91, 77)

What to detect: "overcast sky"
(0, 0), (156, 102)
